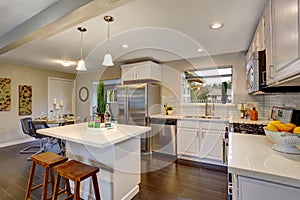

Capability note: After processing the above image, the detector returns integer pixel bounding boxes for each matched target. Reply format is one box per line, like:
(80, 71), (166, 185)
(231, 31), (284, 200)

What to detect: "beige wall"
(0, 62), (75, 146)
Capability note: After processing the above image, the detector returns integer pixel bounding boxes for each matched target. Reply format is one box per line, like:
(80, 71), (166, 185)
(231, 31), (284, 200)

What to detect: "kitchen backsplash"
(162, 92), (300, 119)
(255, 93), (300, 119)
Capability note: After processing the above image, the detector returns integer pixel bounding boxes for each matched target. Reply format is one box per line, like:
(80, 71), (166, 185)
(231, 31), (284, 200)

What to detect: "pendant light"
(76, 27), (87, 71)
(102, 15), (114, 66)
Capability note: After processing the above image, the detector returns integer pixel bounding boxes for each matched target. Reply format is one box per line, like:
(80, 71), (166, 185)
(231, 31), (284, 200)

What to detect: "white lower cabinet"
(199, 129), (223, 161)
(177, 119), (226, 164)
(177, 119), (199, 157)
(177, 127), (199, 157)
(238, 176), (300, 200)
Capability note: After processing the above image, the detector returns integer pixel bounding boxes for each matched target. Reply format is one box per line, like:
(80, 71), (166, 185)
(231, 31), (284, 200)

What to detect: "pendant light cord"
(80, 31), (84, 60)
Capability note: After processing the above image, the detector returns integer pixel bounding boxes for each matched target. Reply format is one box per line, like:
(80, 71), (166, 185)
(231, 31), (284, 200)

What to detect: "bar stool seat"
(25, 152), (68, 200)
(52, 160), (101, 200)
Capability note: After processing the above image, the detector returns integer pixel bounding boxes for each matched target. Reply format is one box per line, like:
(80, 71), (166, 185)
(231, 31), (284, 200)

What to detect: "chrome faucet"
(205, 98), (214, 116)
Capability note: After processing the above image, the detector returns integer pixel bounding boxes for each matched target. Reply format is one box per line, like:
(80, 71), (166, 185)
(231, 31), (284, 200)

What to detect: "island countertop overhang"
(37, 123), (151, 148)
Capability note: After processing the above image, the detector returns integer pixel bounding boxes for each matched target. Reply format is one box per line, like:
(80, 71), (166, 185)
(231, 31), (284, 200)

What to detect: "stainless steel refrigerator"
(117, 83), (161, 153)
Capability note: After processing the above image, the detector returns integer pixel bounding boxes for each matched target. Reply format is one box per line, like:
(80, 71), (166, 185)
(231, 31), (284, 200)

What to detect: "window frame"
(182, 65), (233, 104)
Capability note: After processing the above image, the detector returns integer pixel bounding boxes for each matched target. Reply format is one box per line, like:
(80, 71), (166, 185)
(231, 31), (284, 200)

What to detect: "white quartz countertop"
(228, 133), (300, 187)
(37, 123), (150, 148)
(150, 114), (269, 124)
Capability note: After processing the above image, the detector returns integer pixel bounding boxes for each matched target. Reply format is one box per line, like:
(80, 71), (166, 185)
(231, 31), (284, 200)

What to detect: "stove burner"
(230, 123), (266, 135)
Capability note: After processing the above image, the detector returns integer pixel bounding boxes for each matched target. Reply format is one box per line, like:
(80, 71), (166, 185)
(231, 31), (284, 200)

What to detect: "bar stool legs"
(92, 174), (101, 200)
(52, 160), (101, 200)
(25, 152), (68, 200)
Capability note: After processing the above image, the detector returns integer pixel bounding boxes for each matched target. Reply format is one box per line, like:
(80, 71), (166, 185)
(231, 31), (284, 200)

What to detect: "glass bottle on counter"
(104, 104), (112, 128)
(88, 115), (94, 128)
(94, 116), (101, 128)
(250, 107), (258, 120)
(240, 103), (245, 119)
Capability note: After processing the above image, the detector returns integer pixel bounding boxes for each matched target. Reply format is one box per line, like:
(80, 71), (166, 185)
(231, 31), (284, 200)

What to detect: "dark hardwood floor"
(0, 140), (228, 200)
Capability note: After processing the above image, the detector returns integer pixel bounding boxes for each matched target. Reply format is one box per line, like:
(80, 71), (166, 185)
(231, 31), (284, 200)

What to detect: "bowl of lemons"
(264, 120), (300, 154)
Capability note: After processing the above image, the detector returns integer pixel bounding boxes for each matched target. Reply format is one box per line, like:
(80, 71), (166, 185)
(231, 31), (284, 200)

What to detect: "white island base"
(37, 123), (150, 200)
(66, 136), (140, 200)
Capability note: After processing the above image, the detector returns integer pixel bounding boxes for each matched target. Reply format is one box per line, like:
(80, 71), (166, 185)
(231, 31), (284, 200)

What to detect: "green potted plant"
(97, 80), (106, 122)
(221, 81), (228, 104)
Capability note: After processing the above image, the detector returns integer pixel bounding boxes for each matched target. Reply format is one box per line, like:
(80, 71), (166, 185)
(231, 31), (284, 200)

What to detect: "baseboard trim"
(177, 158), (228, 172)
(0, 138), (35, 148)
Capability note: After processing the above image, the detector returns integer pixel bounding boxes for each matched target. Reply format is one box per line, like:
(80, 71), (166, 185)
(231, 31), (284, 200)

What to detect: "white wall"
(0, 62), (75, 145)
(159, 52), (250, 116)
(162, 51), (248, 103)
(75, 52), (250, 119)
(75, 66), (121, 121)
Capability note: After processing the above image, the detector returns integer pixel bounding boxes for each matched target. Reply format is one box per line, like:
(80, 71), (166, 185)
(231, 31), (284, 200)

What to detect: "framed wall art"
(0, 78), (11, 111)
(19, 85), (32, 115)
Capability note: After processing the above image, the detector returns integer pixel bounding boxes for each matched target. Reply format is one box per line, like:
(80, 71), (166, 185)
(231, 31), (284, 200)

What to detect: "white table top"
(228, 133), (300, 187)
(37, 123), (150, 148)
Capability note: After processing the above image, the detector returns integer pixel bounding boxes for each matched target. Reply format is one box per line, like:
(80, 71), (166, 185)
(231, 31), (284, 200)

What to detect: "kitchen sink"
(200, 116), (221, 119)
(183, 115), (221, 119)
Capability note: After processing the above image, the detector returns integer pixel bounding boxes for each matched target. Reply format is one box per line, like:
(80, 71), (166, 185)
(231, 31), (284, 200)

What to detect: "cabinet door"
(135, 63), (150, 80)
(239, 176), (300, 200)
(263, 0), (275, 84)
(273, 0), (299, 77)
(199, 129), (222, 161)
(121, 66), (135, 82)
(177, 128), (199, 157)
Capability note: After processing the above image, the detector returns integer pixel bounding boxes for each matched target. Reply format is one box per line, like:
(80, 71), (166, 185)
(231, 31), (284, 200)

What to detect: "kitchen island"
(228, 133), (300, 200)
(37, 123), (151, 200)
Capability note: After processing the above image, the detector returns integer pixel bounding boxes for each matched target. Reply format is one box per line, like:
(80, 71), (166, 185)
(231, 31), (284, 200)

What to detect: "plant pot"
(98, 113), (105, 123)
(167, 110), (173, 115)
(221, 96), (227, 104)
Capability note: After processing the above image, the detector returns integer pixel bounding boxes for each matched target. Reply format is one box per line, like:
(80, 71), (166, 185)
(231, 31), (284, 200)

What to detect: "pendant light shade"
(76, 59), (87, 71)
(76, 27), (87, 71)
(102, 16), (114, 66)
(102, 53), (114, 66)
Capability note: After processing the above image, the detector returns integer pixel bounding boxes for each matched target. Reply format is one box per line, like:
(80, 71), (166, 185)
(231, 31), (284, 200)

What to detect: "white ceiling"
(0, 0), (266, 74)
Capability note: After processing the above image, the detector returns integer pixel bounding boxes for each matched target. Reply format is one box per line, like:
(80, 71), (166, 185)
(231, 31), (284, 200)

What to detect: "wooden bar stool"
(52, 160), (101, 200)
(25, 151), (68, 200)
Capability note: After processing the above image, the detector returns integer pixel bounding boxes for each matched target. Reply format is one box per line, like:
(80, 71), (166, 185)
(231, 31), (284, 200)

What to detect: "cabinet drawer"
(200, 121), (226, 131)
(177, 120), (199, 128)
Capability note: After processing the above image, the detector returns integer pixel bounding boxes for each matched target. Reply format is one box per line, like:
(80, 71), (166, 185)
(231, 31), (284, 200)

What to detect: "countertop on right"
(150, 114), (270, 125)
(228, 133), (300, 188)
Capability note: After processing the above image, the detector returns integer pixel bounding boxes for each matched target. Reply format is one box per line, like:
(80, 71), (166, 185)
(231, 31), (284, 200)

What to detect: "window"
(182, 66), (232, 103)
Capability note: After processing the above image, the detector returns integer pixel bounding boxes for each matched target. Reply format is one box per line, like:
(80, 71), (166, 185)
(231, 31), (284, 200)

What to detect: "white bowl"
(264, 127), (300, 154)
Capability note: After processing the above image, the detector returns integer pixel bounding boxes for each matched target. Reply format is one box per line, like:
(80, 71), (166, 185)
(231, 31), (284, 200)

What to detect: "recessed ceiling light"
(121, 44), (129, 48)
(60, 61), (73, 67)
(196, 48), (203, 52)
(210, 23), (224, 30)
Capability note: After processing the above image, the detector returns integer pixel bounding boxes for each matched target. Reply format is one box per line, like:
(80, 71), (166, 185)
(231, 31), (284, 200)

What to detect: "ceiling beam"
(0, 0), (134, 55)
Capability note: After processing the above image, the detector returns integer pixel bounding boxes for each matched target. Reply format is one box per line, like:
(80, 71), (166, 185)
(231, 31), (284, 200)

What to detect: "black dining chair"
(20, 117), (49, 160)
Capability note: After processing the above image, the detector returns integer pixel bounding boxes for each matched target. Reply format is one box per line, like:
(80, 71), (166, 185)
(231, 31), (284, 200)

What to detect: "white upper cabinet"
(272, 0), (299, 81)
(249, 0), (300, 85)
(121, 61), (161, 84)
(263, 0), (275, 84)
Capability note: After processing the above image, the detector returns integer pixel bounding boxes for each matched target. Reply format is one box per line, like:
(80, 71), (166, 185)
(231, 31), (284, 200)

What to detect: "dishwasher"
(150, 118), (177, 157)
